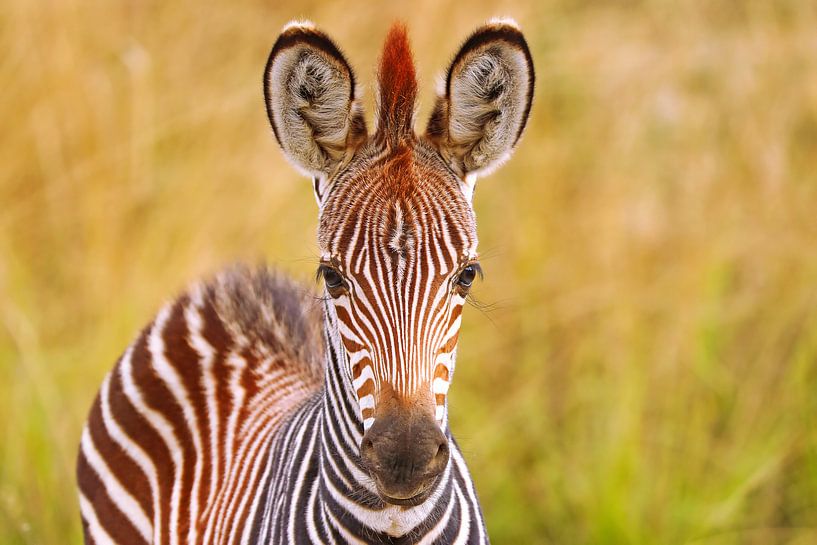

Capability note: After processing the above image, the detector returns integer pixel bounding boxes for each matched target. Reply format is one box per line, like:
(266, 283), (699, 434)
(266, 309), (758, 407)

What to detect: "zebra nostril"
(432, 440), (449, 471)
(360, 437), (378, 469)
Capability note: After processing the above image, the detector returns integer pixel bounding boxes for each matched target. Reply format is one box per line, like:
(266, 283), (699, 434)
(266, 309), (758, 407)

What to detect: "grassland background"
(2, 0), (817, 543)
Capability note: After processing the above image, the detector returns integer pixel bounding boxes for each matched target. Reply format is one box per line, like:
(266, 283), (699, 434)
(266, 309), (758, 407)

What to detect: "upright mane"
(376, 23), (417, 145)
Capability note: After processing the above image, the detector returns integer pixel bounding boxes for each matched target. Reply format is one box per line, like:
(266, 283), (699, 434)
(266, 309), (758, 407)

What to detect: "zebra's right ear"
(264, 21), (367, 181)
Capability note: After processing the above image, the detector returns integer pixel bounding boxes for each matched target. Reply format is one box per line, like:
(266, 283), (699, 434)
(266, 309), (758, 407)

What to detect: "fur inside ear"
(426, 19), (534, 177)
(264, 22), (367, 177)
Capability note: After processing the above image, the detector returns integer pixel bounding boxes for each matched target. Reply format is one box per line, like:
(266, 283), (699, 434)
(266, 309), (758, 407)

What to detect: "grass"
(2, 0), (817, 543)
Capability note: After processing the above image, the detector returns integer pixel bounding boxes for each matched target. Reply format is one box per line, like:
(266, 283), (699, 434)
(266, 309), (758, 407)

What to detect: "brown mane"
(376, 23), (417, 145)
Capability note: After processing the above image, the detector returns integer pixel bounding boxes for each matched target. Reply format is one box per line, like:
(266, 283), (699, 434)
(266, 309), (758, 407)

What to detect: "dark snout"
(360, 405), (449, 506)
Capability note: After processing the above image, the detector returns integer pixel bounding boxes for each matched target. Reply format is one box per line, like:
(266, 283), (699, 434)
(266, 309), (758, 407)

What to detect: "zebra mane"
(375, 22), (417, 145)
(210, 264), (325, 386)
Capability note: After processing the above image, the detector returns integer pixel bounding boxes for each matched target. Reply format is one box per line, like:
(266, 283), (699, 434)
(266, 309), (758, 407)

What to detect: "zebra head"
(265, 20), (533, 506)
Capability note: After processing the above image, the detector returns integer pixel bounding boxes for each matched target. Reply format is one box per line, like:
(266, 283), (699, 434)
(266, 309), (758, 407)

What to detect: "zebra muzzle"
(359, 402), (449, 506)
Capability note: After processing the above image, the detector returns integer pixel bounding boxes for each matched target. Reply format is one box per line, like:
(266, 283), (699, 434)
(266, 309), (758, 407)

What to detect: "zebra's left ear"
(426, 19), (534, 180)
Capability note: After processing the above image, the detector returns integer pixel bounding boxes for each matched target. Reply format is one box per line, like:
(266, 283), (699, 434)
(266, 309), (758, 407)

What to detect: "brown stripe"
(86, 387), (153, 520)
(77, 448), (150, 544)
(356, 377), (376, 399)
(110, 329), (174, 544)
(198, 291), (235, 524)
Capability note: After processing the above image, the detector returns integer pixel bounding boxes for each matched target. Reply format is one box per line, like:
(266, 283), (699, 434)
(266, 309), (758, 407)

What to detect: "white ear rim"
(282, 19), (316, 31)
(486, 16), (520, 29)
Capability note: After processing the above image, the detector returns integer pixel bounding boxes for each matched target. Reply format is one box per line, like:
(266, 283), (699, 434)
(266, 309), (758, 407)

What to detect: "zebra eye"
(456, 263), (481, 291)
(319, 265), (347, 293)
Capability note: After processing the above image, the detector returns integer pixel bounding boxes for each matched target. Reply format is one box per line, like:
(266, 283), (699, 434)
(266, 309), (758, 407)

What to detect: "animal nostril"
(433, 441), (449, 467)
(361, 438), (374, 460)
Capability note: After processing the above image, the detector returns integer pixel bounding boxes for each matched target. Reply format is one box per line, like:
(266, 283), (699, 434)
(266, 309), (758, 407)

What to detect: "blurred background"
(2, 0), (817, 543)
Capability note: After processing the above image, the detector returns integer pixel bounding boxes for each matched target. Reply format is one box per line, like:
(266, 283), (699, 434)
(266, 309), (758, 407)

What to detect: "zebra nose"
(360, 410), (449, 505)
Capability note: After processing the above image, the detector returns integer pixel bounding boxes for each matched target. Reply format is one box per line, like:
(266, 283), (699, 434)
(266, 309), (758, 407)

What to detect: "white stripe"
(100, 353), (161, 542)
(416, 484), (457, 544)
(147, 304), (200, 545)
(432, 377), (450, 396)
(326, 508), (369, 545)
(287, 411), (320, 544)
(120, 311), (183, 545)
(358, 394), (375, 411)
(451, 446), (487, 543)
(185, 288), (220, 544)
(453, 482), (472, 545)
(80, 427), (153, 542)
(79, 492), (116, 545)
(352, 365), (375, 390)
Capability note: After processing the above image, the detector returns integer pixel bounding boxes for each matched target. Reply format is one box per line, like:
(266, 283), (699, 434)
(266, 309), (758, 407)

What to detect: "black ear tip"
(269, 21), (319, 60)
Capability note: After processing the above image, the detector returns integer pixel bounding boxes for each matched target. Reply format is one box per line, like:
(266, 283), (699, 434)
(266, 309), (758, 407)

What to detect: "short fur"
(211, 265), (324, 386)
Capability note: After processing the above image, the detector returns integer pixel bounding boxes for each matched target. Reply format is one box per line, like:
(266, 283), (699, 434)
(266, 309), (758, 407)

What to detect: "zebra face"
(316, 144), (478, 504)
(265, 19), (534, 504)
(317, 142), (478, 434)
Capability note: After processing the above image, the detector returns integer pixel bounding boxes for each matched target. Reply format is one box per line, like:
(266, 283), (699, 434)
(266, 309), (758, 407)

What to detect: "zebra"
(77, 19), (534, 544)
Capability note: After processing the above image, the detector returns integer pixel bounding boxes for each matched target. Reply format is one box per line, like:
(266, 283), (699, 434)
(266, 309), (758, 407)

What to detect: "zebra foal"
(77, 18), (534, 544)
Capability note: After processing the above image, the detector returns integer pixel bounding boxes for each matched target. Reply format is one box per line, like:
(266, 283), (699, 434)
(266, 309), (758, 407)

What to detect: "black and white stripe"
(77, 268), (488, 544)
(256, 301), (488, 543)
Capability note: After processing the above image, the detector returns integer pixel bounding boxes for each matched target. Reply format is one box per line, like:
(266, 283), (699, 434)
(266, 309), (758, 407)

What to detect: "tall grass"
(2, 1), (817, 543)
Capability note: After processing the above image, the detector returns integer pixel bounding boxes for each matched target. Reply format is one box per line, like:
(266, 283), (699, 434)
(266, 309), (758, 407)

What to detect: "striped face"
(317, 143), (479, 430)
(264, 19), (534, 457)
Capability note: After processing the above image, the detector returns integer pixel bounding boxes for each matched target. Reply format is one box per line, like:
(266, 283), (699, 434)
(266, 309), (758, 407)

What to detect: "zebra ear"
(426, 19), (534, 179)
(264, 21), (367, 180)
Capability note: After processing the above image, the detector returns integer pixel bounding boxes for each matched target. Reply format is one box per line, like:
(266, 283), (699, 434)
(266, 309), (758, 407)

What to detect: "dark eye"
(319, 265), (346, 292)
(456, 263), (482, 290)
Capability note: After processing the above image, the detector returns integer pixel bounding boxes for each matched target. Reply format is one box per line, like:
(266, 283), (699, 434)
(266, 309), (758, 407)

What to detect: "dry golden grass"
(2, 1), (817, 543)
